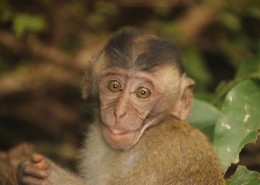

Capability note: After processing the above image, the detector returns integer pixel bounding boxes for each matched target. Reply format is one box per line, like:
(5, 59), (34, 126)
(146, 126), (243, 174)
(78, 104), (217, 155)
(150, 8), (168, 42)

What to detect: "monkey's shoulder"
(142, 116), (209, 144)
(137, 116), (216, 159)
(121, 117), (224, 184)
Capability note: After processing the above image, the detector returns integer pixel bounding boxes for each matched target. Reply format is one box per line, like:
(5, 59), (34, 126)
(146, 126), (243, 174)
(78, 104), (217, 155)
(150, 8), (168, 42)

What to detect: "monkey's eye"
(135, 87), (151, 99)
(107, 80), (122, 93)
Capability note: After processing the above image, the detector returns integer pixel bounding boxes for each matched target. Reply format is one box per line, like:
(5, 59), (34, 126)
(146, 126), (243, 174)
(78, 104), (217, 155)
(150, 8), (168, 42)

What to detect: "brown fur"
(79, 116), (225, 185)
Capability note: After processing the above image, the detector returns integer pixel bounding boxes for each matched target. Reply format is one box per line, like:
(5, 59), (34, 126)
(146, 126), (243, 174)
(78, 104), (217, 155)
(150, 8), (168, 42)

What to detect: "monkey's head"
(83, 28), (194, 150)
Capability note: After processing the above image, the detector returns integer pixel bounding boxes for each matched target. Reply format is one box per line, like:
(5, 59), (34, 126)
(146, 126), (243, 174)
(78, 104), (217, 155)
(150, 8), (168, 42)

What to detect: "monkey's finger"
(24, 165), (48, 179)
(34, 159), (49, 170)
(31, 153), (44, 163)
(31, 154), (49, 170)
(22, 176), (52, 185)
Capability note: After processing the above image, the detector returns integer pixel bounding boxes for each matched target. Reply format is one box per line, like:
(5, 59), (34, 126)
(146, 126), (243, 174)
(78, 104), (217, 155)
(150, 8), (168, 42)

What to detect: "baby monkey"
(16, 28), (225, 185)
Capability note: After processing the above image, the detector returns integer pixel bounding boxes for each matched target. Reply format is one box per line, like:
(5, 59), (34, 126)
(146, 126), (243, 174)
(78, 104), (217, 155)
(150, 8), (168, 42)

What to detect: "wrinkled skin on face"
(97, 66), (189, 150)
(80, 29), (195, 151)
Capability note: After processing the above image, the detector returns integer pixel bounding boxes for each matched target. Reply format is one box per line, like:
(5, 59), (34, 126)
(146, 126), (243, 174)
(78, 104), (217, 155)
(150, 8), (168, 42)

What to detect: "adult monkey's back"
(17, 28), (225, 185)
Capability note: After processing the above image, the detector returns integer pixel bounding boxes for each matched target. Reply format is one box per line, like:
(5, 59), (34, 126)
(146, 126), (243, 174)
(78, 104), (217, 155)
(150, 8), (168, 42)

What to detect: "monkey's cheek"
(102, 127), (138, 150)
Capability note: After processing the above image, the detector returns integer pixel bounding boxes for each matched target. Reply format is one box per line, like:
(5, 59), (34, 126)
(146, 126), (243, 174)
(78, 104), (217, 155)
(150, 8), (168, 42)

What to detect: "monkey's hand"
(16, 154), (53, 185)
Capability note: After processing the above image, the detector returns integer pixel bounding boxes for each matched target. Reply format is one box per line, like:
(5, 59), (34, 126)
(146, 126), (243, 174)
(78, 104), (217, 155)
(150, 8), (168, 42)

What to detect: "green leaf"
(213, 57), (260, 105)
(236, 58), (260, 80)
(13, 13), (46, 36)
(212, 80), (238, 107)
(214, 79), (260, 171)
(226, 166), (260, 185)
(189, 99), (221, 141)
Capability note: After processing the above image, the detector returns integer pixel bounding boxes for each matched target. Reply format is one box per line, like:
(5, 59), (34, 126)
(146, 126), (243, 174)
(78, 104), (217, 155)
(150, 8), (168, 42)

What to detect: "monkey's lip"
(102, 125), (137, 137)
(102, 125), (140, 150)
(106, 127), (131, 135)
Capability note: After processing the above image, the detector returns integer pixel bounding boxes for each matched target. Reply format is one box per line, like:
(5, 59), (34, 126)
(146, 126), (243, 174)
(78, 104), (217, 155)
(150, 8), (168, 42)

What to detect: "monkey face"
(82, 29), (195, 152)
(98, 67), (182, 150)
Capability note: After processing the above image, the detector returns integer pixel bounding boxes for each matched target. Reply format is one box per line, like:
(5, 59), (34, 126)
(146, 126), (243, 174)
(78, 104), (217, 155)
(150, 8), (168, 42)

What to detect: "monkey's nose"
(114, 98), (129, 120)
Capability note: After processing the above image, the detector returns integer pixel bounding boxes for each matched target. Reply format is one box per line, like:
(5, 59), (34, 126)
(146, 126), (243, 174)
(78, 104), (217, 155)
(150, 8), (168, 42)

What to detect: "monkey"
(16, 28), (225, 185)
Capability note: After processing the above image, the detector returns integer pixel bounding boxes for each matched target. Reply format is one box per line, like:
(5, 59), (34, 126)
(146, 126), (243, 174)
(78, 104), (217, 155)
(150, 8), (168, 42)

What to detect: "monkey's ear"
(171, 74), (195, 121)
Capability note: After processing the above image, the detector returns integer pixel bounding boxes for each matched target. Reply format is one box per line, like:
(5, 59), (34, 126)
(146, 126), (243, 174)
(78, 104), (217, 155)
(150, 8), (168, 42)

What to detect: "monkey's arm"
(16, 154), (86, 185)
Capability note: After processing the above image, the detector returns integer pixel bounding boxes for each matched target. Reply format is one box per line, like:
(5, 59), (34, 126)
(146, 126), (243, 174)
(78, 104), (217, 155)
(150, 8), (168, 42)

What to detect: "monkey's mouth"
(107, 127), (130, 135)
(102, 125), (140, 150)
(103, 125), (136, 137)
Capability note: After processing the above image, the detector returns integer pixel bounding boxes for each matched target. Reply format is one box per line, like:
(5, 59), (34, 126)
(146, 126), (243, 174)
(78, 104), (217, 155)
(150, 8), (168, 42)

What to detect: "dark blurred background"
(0, 0), (259, 173)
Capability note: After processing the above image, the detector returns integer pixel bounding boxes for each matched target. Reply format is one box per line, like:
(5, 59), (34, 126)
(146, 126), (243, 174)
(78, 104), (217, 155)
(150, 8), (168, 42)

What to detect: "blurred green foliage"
(13, 14), (46, 36)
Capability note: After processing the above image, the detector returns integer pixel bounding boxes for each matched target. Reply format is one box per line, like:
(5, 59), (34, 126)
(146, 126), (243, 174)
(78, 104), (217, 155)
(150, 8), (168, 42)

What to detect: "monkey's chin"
(102, 126), (139, 151)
